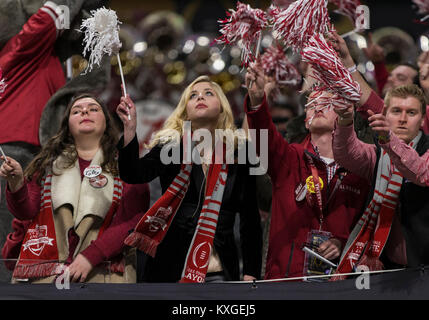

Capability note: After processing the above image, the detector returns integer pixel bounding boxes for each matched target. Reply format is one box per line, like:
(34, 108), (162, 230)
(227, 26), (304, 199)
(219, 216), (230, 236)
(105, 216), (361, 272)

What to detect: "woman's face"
(185, 82), (222, 126)
(68, 97), (106, 139)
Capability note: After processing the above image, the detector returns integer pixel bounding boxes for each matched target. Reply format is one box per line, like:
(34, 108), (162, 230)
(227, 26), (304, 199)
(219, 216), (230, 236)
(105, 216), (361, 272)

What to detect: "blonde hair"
(147, 75), (244, 149)
(384, 84), (427, 115)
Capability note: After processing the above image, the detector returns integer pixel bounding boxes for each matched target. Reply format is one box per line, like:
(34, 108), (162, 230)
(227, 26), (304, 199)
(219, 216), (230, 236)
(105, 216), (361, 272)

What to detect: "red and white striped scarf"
(13, 174), (123, 279)
(124, 145), (228, 283)
(335, 133), (421, 277)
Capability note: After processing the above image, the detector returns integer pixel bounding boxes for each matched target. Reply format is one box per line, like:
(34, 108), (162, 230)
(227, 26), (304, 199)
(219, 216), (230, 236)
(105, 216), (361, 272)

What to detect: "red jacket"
(0, 3), (65, 146)
(245, 96), (370, 279)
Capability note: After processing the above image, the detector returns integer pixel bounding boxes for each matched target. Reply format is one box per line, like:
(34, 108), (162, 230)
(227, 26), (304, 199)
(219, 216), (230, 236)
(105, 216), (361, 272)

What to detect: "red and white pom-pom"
(306, 88), (351, 111)
(215, 2), (267, 67)
(271, 0), (330, 52)
(413, 0), (429, 21)
(0, 68), (6, 96)
(329, 0), (361, 24)
(301, 34), (361, 109)
(260, 45), (301, 86)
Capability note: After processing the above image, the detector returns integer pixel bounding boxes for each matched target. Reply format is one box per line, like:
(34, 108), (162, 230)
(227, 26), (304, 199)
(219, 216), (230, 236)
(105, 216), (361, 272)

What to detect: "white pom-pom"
(80, 7), (122, 73)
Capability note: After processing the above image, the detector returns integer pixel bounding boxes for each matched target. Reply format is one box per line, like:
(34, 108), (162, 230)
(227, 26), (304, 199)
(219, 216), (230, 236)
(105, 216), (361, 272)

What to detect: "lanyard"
(306, 154), (346, 231)
(307, 155), (324, 231)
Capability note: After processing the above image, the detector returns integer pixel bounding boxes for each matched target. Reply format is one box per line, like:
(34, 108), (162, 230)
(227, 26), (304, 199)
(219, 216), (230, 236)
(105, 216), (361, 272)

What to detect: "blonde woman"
(116, 76), (262, 283)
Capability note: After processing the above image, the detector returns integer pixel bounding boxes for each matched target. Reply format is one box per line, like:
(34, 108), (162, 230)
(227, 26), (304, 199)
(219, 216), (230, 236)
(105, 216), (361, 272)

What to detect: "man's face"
(385, 96), (424, 144)
(382, 65), (418, 96)
(305, 91), (338, 133)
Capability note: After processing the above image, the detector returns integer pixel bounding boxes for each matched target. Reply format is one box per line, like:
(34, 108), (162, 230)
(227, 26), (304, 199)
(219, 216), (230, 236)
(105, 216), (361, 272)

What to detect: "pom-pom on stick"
(215, 1), (267, 68)
(412, 0), (429, 21)
(301, 33), (361, 108)
(80, 7), (130, 119)
(271, 0), (331, 52)
(80, 7), (122, 73)
(260, 45), (302, 87)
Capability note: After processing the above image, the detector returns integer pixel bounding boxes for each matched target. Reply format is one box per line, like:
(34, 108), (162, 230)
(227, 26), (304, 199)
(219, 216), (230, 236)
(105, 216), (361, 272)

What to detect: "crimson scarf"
(124, 144), (229, 283)
(13, 174), (122, 279)
(334, 133), (421, 279)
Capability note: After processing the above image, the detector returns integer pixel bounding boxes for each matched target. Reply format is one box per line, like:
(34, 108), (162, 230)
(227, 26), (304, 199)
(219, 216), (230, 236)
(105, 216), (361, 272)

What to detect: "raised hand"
(245, 62), (266, 107)
(368, 109), (391, 142)
(334, 104), (354, 126)
(0, 156), (24, 192)
(326, 31), (355, 68)
(116, 87), (137, 147)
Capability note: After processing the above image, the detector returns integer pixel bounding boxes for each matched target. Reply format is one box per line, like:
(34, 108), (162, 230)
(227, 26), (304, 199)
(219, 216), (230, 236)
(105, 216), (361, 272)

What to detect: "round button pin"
(84, 165), (102, 178)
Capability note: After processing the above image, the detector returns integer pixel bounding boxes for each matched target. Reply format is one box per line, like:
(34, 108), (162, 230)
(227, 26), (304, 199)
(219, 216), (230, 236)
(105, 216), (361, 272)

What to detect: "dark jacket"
(118, 135), (262, 282)
(370, 133), (429, 268)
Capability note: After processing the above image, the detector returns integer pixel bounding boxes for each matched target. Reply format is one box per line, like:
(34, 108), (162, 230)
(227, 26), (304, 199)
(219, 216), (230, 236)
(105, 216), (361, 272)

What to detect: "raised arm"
(244, 62), (294, 181)
(0, 156), (41, 221)
(332, 106), (378, 181)
(116, 95), (168, 184)
(0, 2), (63, 71)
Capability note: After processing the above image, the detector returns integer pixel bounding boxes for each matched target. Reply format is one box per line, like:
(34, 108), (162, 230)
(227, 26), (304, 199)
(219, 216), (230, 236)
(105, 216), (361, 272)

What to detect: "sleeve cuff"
(357, 90), (384, 119)
(41, 1), (64, 33)
(6, 179), (28, 202)
(244, 93), (267, 115)
(80, 243), (106, 268)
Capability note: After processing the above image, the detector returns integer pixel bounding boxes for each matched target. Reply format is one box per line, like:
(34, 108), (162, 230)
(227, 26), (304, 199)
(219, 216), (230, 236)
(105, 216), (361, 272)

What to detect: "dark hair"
(25, 93), (120, 185)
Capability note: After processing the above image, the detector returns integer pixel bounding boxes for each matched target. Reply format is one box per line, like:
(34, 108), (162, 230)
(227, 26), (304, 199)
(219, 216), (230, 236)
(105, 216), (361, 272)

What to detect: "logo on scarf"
(22, 224), (54, 256)
(192, 241), (212, 269)
(145, 206), (173, 232)
(347, 241), (365, 268)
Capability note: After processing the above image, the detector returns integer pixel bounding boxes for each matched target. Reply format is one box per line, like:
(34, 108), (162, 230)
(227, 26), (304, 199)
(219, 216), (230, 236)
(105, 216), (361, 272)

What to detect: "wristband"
(347, 64), (357, 73)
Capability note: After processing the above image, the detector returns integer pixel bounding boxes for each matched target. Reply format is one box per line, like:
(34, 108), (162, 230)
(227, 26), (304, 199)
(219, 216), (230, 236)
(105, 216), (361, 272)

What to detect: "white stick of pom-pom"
(249, 33), (263, 89)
